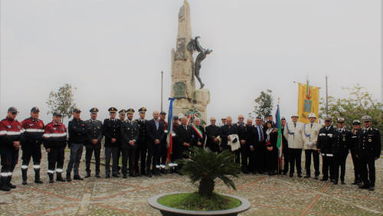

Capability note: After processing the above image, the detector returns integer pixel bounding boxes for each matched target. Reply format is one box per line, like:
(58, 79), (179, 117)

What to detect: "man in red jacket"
(0, 107), (23, 191)
(43, 112), (67, 183)
(21, 107), (45, 185)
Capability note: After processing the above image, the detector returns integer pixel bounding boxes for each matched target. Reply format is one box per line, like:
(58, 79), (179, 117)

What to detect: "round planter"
(147, 192), (250, 216)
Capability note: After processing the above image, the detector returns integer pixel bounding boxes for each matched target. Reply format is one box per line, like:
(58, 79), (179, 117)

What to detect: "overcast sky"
(0, 0), (381, 122)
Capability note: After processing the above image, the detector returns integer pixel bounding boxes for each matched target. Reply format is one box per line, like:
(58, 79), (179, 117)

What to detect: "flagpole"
(325, 76), (329, 115)
(161, 71), (164, 112)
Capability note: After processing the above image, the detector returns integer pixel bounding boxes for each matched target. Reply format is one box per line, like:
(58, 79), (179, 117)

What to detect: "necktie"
(258, 126), (263, 141)
(294, 122), (296, 127)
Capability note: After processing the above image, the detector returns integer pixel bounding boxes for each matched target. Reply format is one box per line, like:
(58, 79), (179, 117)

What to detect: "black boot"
(34, 169), (43, 184)
(56, 172), (64, 182)
(73, 175), (84, 180)
(8, 176), (16, 189)
(85, 172), (91, 178)
(48, 173), (54, 183)
(0, 176), (11, 191)
(66, 173), (72, 182)
(22, 169), (28, 185)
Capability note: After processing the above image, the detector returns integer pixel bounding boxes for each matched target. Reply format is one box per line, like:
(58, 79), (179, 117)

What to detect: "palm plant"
(179, 147), (240, 197)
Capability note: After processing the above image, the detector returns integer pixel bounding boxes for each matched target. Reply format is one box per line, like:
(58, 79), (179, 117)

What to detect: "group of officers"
(0, 106), (380, 192)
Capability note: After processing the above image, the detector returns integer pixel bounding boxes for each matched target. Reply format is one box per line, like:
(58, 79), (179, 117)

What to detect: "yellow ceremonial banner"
(297, 83), (319, 123)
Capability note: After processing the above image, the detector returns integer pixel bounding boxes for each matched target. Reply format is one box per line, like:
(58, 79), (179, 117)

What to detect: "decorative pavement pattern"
(0, 152), (382, 216)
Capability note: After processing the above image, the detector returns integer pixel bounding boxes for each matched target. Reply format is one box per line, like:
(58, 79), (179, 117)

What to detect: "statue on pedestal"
(188, 36), (213, 89)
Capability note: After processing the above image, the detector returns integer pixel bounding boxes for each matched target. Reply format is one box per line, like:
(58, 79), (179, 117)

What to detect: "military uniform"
(43, 113), (67, 183)
(317, 123), (336, 181)
(103, 107), (121, 178)
(358, 116), (381, 190)
(0, 107), (23, 191)
(120, 108), (139, 177)
(333, 119), (351, 184)
(20, 107), (45, 185)
(136, 107), (149, 175)
(84, 108), (103, 177)
(350, 120), (362, 184)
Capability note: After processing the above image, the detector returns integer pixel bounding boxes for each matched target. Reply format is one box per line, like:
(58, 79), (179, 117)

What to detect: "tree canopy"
(320, 85), (383, 131)
(46, 84), (76, 120)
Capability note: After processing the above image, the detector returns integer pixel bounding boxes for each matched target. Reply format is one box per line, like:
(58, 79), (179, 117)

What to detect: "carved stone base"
(193, 88), (210, 122)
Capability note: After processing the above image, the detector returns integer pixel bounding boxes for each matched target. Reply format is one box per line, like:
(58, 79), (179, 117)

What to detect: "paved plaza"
(0, 152), (382, 216)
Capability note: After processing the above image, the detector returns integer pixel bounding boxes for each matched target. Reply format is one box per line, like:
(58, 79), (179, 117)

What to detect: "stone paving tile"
(0, 152), (382, 216)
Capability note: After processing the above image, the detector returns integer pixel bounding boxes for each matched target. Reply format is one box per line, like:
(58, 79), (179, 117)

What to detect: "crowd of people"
(0, 106), (380, 192)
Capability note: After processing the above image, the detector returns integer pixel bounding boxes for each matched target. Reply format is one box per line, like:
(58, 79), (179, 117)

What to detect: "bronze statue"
(188, 36), (212, 89)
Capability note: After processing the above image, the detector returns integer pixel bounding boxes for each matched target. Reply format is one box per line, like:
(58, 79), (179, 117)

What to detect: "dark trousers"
(160, 140), (168, 165)
(121, 147), (137, 176)
(105, 146), (119, 176)
(21, 141), (42, 169)
(67, 143), (84, 176)
(305, 150), (320, 177)
(47, 147), (65, 174)
(282, 148), (290, 173)
(137, 139), (148, 174)
(322, 155), (334, 180)
(255, 147), (265, 173)
(265, 149), (278, 172)
(334, 152), (348, 182)
(116, 146), (121, 173)
(147, 143), (161, 172)
(0, 145), (19, 175)
(359, 156), (376, 187)
(240, 145), (249, 171)
(248, 150), (256, 173)
(350, 150), (361, 183)
(85, 143), (101, 174)
(289, 149), (302, 175)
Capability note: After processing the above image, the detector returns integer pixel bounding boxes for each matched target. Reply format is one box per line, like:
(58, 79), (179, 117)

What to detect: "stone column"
(170, 0), (210, 122)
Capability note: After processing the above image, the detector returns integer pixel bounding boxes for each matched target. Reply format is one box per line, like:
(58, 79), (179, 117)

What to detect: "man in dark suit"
(245, 119), (257, 173)
(146, 111), (165, 176)
(237, 115), (247, 172)
(220, 116), (238, 151)
(254, 116), (266, 174)
(191, 118), (205, 148)
(174, 116), (193, 161)
(205, 117), (221, 152)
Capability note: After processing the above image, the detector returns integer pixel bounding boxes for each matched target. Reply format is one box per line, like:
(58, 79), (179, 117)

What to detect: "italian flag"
(166, 98), (175, 163)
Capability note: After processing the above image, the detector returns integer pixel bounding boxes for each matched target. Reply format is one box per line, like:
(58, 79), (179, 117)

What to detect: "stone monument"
(170, 0), (211, 122)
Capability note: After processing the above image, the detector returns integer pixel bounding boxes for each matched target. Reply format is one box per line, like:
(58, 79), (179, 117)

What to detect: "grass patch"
(158, 192), (241, 211)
